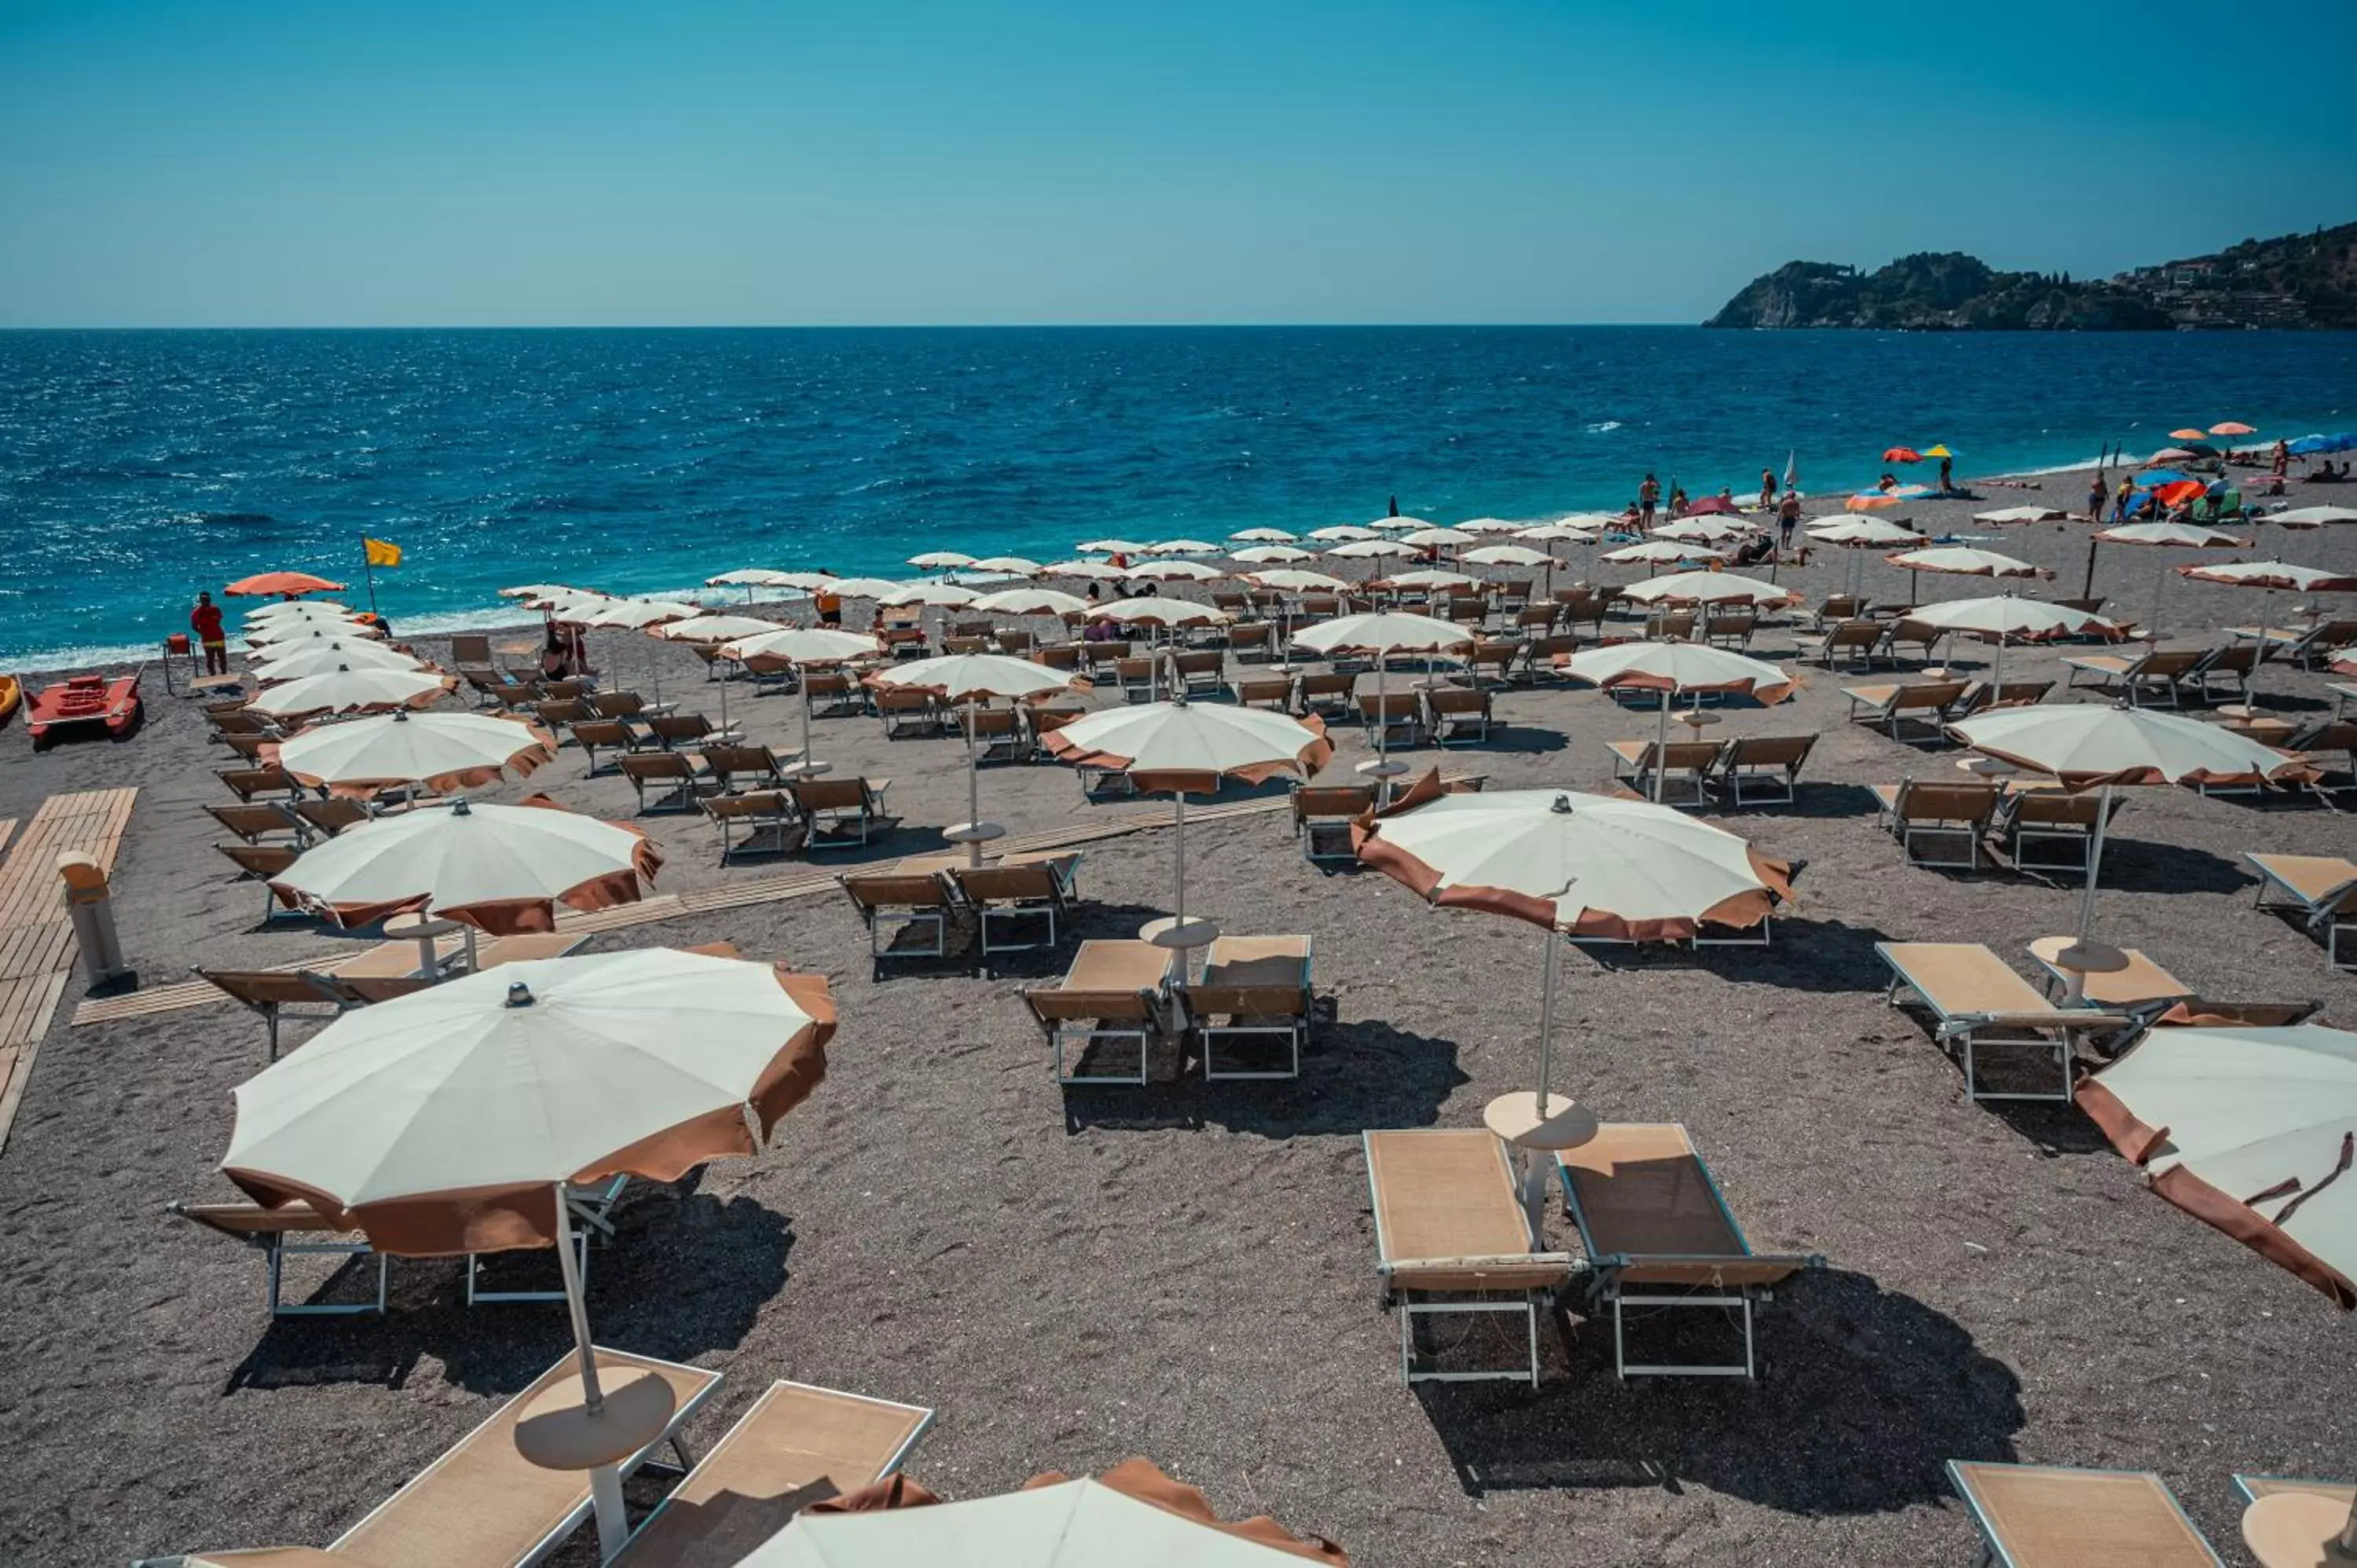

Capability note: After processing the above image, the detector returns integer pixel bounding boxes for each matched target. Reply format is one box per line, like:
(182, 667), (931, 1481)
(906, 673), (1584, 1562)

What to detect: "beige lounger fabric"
(612, 1380), (932, 1568)
(1948, 1462), (2219, 1566)
(1365, 1129), (1565, 1292)
(2025, 936), (2191, 1006)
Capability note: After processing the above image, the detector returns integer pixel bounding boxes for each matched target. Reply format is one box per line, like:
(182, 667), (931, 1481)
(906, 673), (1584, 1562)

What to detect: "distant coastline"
(1707, 221), (2356, 332)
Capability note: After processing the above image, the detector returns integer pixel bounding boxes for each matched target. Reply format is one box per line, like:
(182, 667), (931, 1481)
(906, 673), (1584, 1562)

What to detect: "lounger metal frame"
(170, 1202), (389, 1317)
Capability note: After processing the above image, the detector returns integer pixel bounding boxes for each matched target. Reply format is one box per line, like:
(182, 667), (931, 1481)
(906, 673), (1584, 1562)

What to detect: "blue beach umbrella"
(2289, 434), (2357, 456)
(2135, 468), (2190, 487)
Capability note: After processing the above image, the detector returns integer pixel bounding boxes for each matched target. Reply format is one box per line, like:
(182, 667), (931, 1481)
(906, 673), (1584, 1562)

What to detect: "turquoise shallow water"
(2, 325), (2352, 665)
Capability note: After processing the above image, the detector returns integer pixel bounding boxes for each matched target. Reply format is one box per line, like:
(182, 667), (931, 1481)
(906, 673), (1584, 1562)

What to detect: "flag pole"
(360, 536), (379, 614)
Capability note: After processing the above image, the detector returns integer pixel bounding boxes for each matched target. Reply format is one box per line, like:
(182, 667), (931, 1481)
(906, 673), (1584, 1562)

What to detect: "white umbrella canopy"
(705, 569), (797, 588)
(2080, 1022), (2357, 1311)
(1325, 537), (1417, 559)
(1973, 505), (2070, 524)
(1354, 782), (1794, 1165)
(970, 588), (1091, 617)
(771, 571), (847, 592)
(1145, 538), (1221, 556)
(1076, 538), (1149, 555)
(244, 600), (359, 625)
(1289, 610), (1471, 657)
(2178, 559), (2357, 593)
(1649, 518), (1756, 544)
(1124, 559), (1224, 582)
(654, 614), (786, 643)
(743, 1469), (1329, 1566)
(1042, 700), (1329, 942)
(578, 598), (700, 630)
(1039, 559), (1130, 581)
(1886, 547), (2045, 579)
(1230, 544), (1316, 565)
(250, 640), (426, 681)
(908, 551), (977, 571)
(244, 617), (384, 647)
(1376, 569), (1478, 591)
(2090, 522), (2252, 639)
(1603, 539), (1717, 567)
(869, 655), (1081, 863)
(881, 582), (981, 608)
(1087, 598), (1230, 628)
(1461, 544), (1555, 568)
(1241, 569), (1348, 593)
(246, 666), (453, 718)
(1618, 571), (1795, 607)
(1805, 517), (1921, 545)
(274, 709), (557, 797)
(1229, 527), (1299, 543)
(1369, 514), (1433, 531)
(2272, 506), (2357, 529)
(268, 797), (660, 938)
(1559, 642), (1798, 800)
(1515, 521), (1604, 542)
(500, 584), (579, 602)
(969, 555), (1044, 576)
(720, 627), (884, 665)
(1455, 516), (1527, 534)
(1398, 526), (1475, 548)
(1307, 524), (1380, 543)
(812, 577), (907, 599)
(1902, 595), (2125, 688)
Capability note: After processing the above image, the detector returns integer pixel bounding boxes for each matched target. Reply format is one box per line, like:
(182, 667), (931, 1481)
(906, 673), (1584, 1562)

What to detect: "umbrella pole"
(798, 672), (816, 769)
(1992, 633), (2005, 694)
(1172, 790), (1186, 931)
(2150, 560), (2167, 643)
(1653, 697), (1670, 803)
(2253, 588), (2276, 708)
(2076, 784), (2113, 942)
(552, 1186), (629, 1559)
(1536, 921), (1560, 1118)
(964, 698), (984, 869)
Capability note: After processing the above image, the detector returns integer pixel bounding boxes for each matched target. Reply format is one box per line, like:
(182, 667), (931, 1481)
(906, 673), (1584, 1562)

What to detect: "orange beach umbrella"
(224, 571), (348, 598)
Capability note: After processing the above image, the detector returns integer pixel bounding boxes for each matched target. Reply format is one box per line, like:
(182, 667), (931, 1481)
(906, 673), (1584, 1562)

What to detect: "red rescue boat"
(28, 672), (143, 750)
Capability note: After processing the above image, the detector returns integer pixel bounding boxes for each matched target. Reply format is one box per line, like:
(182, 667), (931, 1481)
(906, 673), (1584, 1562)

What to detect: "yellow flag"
(364, 537), (404, 568)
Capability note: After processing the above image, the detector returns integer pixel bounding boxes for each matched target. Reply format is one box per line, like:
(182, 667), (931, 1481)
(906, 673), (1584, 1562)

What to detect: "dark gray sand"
(4, 463), (2356, 1566)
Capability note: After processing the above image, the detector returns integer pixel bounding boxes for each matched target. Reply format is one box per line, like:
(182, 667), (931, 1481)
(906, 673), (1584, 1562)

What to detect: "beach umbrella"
(1398, 526), (1475, 548)
(2091, 520), (2251, 639)
(1290, 611), (1474, 779)
(867, 654), (1079, 866)
(1973, 505), (2070, 525)
(1559, 642), (1798, 801)
(1949, 704), (2311, 944)
(1601, 539), (1716, 570)
(1145, 538), (1220, 556)
(2211, 422), (2258, 438)
(1651, 516), (1756, 544)
(2136, 467), (2193, 487)
(2176, 559), (2357, 699)
(1352, 782), (1793, 1195)
(1923, 445), (1955, 460)
(220, 946), (833, 1558)
(1325, 537), (1417, 559)
(1087, 599), (1231, 698)
(1887, 545), (2046, 610)
(1041, 699), (1329, 948)
(1241, 569), (1347, 594)
(1076, 538), (1150, 555)
(881, 582), (981, 608)
(244, 615), (383, 645)
(2076, 1023), (2357, 1562)
(742, 1458), (1346, 1566)
(721, 626), (886, 771)
(1462, 544), (1553, 568)
(1904, 595), (2125, 691)
(244, 599), (357, 622)
(274, 709), (558, 797)
(2169, 428), (2212, 442)
(808, 577), (904, 600)
(1370, 515), (1435, 532)
(225, 571), (347, 598)
(1124, 559), (1224, 583)
(970, 587), (1091, 618)
(1808, 516), (1923, 598)
(1376, 568), (1478, 592)
(1307, 524), (1380, 543)
(2271, 507), (2357, 529)
(1882, 448), (1923, 464)
(2146, 448), (2198, 465)
(578, 599), (698, 699)
(969, 555), (1044, 577)
(1229, 527), (1298, 543)
(654, 615), (786, 727)
(269, 796), (660, 951)
(1231, 544), (1316, 565)
(1516, 520), (1601, 543)
(768, 571), (843, 592)
(1456, 517), (1527, 534)
(250, 640), (424, 682)
(908, 551), (977, 573)
(1040, 559), (1130, 581)
(705, 569), (795, 604)
(500, 583), (579, 602)
(247, 665), (453, 720)
(1618, 571), (1795, 608)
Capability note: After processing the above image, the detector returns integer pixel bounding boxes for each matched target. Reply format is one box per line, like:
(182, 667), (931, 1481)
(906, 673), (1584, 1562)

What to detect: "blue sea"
(2, 326), (2353, 668)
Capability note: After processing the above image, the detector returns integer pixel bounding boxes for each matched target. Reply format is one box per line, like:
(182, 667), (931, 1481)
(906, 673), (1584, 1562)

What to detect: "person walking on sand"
(1776, 489), (1802, 552)
(2273, 438), (2290, 478)
(2087, 473), (2107, 522)
(190, 591), (228, 676)
(1759, 468), (1777, 510)
(1638, 473), (1659, 528)
(1938, 454), (1954, 492)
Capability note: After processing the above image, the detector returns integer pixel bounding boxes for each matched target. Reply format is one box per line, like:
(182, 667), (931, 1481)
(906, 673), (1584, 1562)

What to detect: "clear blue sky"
(2, 0), (2352, 326)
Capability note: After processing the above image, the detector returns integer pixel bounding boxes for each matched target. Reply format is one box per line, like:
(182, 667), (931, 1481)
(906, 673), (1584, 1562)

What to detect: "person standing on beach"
(1667, 485), (1688, 518)
(1776, 489), (1802, 552)
(189, 592), (227, 676)
(1638, 474), (1659, 528)
(2113, 476), (2135, 522)
(1759, 468), (1777, 510)
(815, 581), (842, 626)
(2272, 438), (2290, 478)
(2087, 474), (2107, 522)
(1938, 454), (1953, 492)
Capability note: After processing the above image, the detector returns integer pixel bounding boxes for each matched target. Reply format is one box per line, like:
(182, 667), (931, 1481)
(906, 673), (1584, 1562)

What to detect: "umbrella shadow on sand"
(222, 1186), (793, 1398)
(1414, 1269), (2023, 1514)
(1062, 1018), (1468, 1138)
(1575, 918), (1897, 995)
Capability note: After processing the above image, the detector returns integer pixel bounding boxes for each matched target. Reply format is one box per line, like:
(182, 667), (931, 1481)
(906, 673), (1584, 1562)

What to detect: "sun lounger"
(838, 871), (955, 971)
(1235, 673), (1296, 712)
(1868, 779), (2001, 870)
(1168, 648), (1226, 698)
(1358, 690), (1422, 749)
(217, 732), (275, 762)
(215, 843), (306, 922)
(704, 790), (806, 864)
(169, 1201), (386, 1315)
(1606, 739), (1720, 806)
(1022, 939), (1173, 1086)
(1991, 782), (2125, 872)
(608, 1380), (934, 1568)
(292, 797), (371, 837)
(1362, 1128), (1572, 1387)
(1292, 783), (1375, 863)
(1945, 1461), (2222, 1567)
(207, 801), (304, 846)
(1419, 684), (1493, 746)
(1707, 734), (1816, 808)
(617, 751), (715, 814)
(874, 687), (945, 738)
(2175, 641), (2260, 704)
(960, 704), (1028, 764)
(1178, 934), (1313, 1080)
(2024, 936), (2195, 1009)
(591, 690), (675, 721)
(2063, 647), (2201, 706)
(2233, 616), (2357, 669)
(950, 857), (1080, 958)
(645, 711), (741, 750)
(1296, 670), (1353, 719)
(462, 1173), (627, 1306)
(218, 766), (300, 803)
(1794, 618), (1887, 669)
(570, 718), (654, 775)
(1113, 655), (1159, 702)
(1843, 680), (1972, 739)
(700, 743), (797, 794)
(1556, 1123), (1822, 1379)
(1876, 941), (2137, 1101)
(1809, 594), (1868, 628)
(792, 776), (894, 850)
(196, 968), (345, 1060)
(2245, 852), (2357, 969)
(801, 669), (866, 718)
(1702, 607), (1756, 650)
(2233, 1474), (2356, 1508)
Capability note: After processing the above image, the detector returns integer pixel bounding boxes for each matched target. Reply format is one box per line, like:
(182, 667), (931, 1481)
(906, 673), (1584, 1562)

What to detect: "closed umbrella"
(2091, 520), (2250, 639)
(269, 797), (660, 956)
(222, 947), (833, 1557)
(1558, 642), (1798, 800)
(1289, 611), (1474, 780)
(866, 654), (1079, 866)
(2077, 1023), (2357, 1561)
(275, 709), (557, 797)
(251, 640), (424, 682)
(247, 665), (453, 720)
(1353, 782), (1793, 1203)
(1042, 699), (1329, 950)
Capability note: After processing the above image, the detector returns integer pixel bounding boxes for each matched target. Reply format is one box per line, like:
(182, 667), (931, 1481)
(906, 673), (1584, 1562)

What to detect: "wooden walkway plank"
(0, 788), (140, 1152)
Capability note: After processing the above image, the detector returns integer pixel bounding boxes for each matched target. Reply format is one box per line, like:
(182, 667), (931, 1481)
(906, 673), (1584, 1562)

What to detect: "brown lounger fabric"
(611, 1380), (931, 1568)
(1557, 1124), (1800, 1288)
(1949, 1462), (2218, 1567)
(1365, 1129), (1567, 1293)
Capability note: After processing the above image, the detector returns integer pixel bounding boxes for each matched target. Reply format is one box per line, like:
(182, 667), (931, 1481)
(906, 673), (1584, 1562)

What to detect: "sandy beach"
(4, 460), (2356, 1566)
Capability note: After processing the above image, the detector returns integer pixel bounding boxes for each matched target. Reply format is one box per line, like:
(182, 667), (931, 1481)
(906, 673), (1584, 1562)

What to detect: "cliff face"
(1705, 252), (2174, 331)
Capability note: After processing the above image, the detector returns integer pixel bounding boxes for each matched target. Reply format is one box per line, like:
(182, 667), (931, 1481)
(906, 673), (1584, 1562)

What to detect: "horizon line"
(0, 320), (1712, 332)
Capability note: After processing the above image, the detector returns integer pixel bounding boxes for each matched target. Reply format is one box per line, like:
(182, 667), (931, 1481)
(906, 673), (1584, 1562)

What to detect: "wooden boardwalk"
(0, 789), (137, 1152)
(70, 788), (1314, 1030)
